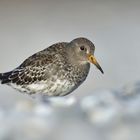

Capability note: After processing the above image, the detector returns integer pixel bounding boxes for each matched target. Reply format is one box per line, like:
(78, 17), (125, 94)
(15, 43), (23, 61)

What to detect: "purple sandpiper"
(0, 37), (103, 97)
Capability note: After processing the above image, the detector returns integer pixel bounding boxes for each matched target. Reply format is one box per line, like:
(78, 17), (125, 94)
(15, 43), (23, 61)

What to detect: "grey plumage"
(0, 37), (103, 97)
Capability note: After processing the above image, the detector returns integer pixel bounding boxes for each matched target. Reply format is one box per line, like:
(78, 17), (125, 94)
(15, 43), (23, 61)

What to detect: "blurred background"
(0, 0), (140, 140)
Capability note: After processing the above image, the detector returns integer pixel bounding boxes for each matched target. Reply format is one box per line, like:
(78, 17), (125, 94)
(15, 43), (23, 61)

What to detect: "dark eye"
(80, 46), (85, 51)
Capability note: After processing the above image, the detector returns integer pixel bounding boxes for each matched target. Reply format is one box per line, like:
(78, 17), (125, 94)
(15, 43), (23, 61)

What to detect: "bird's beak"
(87, 54), (104, 74)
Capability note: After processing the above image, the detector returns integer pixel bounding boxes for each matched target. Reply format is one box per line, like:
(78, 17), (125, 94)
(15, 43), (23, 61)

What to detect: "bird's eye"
(80, 46), (85, 51)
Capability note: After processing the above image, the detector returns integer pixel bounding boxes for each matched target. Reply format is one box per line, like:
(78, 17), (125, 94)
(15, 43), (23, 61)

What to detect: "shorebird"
(0, 37), (103, 98)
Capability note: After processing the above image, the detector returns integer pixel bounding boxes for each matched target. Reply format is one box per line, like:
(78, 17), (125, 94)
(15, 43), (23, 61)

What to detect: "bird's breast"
(26, 78), (75, 97)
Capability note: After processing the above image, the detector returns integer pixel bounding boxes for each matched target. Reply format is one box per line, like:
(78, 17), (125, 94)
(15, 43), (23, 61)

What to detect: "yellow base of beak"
(88, 54), (104, 74)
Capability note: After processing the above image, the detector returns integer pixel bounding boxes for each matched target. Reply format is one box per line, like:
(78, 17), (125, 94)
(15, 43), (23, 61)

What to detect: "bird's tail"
(0, 71), (12, 84)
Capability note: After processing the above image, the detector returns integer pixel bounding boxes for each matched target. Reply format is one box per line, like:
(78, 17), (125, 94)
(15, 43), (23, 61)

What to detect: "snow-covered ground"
(0, 81), (140, 140)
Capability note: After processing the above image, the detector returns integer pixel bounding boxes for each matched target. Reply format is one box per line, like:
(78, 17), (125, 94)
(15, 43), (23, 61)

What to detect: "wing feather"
(0, 42), (68, 85)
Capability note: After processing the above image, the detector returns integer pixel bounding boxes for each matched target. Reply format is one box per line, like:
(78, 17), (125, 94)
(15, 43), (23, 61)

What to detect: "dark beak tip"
(100, 70), (104, 74)
(99, 68), (104, 74)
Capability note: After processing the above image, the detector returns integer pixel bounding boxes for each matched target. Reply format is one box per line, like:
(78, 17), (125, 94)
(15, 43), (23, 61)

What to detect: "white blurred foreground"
(0, 81), (140, 140)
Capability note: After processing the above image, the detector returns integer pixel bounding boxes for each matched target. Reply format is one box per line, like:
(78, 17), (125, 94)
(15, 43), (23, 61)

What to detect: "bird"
(0, 37), (103, 99)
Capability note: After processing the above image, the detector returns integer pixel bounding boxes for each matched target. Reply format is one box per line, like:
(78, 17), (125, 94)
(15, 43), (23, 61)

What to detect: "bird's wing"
(1, 65), (48, 85)
(0, 42), (68, 85)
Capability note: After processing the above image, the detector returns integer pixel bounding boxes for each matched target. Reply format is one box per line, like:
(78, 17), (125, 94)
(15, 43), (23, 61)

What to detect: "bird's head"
(69, 37), (104, 74)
